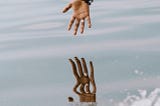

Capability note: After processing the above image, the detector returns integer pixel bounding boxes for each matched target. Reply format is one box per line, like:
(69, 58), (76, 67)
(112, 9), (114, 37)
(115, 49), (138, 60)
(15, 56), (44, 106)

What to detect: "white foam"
(118, 88), (160, 106)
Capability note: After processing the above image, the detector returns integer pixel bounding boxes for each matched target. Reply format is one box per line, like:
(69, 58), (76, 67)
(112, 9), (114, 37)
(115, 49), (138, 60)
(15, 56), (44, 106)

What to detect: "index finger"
(81, 58), (89, 76)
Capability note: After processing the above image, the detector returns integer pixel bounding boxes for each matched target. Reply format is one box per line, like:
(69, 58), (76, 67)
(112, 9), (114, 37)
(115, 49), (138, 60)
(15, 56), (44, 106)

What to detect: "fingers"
(69, 59), (80, 80)
(80, 84), (85, 93)
(73, 82), (81, 95)
(81, 58), (89, 76)
(73, 19), (85, 35)
(72, 57), (85, 94)
(68, 16), (75, 31)
(74, 57), (84, 77)
(86, 16), (91, 28)
(69, 58), (81, 95)
(85, 83), (91, 93)
(62, 3), (72, 13)
(69, 57), (96, 95)
(80, 19), (85, 34)
(70, 18), (90, 35)
(74, 19), (80, 35)
(89, 61), (96, 94)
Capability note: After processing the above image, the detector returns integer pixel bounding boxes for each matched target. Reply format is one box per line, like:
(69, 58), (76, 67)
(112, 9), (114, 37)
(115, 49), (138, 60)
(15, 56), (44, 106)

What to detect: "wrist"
(79, 94), (96, 102)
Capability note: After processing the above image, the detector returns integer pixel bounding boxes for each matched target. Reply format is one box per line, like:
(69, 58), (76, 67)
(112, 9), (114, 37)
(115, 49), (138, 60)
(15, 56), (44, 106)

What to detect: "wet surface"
(0, 0), (160, 105)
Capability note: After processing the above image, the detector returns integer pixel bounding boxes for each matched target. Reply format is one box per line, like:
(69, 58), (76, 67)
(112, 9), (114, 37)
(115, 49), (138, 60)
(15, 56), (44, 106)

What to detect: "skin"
(68, 57), (96, 102)
(62, 0), (91, 35)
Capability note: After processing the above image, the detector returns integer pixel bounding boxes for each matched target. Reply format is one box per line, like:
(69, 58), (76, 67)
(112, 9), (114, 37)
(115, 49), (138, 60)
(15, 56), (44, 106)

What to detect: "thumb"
(62, 3), (72, 13)
(68, 97), (74, 102)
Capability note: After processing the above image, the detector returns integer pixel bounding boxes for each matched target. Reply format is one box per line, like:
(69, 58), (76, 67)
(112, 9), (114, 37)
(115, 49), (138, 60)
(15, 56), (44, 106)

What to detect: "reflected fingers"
(81, 58), (89, 76)
(69, 59), (80, 80)
(75, 57), (84, 77)
(89, 61), (96, 94)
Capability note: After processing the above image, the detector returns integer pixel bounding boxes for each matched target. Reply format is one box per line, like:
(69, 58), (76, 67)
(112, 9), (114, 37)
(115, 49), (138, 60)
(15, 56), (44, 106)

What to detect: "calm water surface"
(0, 0), (160, 106)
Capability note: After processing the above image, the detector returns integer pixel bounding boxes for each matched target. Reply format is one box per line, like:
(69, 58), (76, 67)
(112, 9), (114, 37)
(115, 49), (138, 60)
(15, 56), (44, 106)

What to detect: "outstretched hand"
(62, 0), (91, 35)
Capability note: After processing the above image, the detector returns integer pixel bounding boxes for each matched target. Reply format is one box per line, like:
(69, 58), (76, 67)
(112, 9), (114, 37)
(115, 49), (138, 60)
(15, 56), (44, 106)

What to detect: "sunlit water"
(0, 0), (160, 106)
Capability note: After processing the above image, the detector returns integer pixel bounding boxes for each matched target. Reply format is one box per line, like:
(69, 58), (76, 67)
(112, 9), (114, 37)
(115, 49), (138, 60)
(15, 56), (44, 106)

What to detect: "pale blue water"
(0, 0), (160, 106)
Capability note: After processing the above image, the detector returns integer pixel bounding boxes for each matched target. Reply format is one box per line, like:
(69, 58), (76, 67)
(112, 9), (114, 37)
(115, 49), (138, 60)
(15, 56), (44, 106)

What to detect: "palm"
(72, 0), (89, 19)
(62, 0), (91, 35)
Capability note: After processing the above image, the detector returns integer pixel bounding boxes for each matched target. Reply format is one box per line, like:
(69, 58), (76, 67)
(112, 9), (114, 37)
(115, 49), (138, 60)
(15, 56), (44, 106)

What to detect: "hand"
(68, 57), (96, 102)
(62, 0), (91, 35)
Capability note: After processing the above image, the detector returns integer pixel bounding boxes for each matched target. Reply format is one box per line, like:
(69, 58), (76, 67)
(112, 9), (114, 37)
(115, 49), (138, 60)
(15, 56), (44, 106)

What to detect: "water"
(0, 0), (160, 106)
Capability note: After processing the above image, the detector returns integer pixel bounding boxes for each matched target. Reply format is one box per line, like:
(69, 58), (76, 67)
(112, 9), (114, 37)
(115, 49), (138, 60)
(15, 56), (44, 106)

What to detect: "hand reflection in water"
(68, 57), (96, 102)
